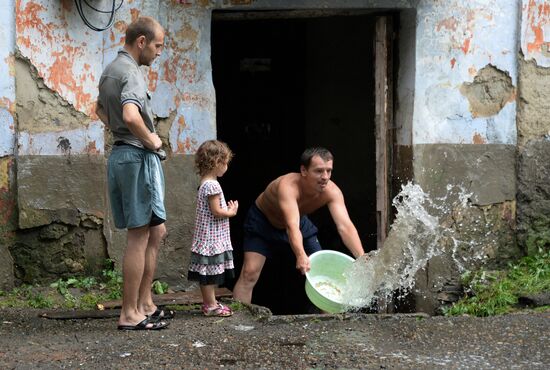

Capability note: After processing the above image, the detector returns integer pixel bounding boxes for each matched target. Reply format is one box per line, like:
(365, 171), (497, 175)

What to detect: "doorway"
(212, 11), (387, 314)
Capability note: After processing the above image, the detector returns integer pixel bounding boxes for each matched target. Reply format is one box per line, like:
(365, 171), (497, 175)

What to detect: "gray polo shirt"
(98, 49), (155, 148)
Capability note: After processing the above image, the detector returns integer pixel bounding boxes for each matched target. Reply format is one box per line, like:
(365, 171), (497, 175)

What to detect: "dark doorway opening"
(212, 11), (379, 314)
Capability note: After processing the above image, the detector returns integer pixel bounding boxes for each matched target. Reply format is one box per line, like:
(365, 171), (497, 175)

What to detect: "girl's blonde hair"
(195, 140), (234, 176)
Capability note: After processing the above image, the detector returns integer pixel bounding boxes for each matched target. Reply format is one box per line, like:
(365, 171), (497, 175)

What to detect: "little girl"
(188, 140), (238, 317)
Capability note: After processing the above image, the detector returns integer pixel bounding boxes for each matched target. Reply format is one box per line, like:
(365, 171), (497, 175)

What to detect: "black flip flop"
(148, 306), (175, 321)
(117, 317), (169, 331)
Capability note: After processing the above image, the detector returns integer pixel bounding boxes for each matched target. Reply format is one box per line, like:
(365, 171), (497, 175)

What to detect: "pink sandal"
(201, 303), (233, 317)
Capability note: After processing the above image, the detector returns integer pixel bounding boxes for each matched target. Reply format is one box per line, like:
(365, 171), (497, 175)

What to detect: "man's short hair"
(125, 16), (162, 45)
(300, 147), (334, 168)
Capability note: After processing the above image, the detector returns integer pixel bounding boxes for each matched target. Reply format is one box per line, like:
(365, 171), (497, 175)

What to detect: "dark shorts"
(243, 203), (322, 258)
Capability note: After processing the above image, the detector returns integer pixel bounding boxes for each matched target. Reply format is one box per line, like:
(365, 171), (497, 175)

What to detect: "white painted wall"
(13, 0), (218, 156)
(1, 0), (544, 155)
(413, 0), (519, 145)
(0, 0), (16, 157)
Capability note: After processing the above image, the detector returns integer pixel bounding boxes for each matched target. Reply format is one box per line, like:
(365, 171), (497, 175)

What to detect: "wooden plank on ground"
(98, 287), (233, 309)
(40, 309), (120, 320)
(40, 288), (233, 319)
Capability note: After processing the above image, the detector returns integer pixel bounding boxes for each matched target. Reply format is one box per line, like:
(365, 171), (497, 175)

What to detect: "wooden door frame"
(375, 16), (394, 250)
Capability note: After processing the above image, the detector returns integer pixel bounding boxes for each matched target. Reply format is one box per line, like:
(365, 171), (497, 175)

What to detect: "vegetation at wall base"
(444, 249), (550, 317)
(152, 280), (169, 295)
(0, 259), (126, 310)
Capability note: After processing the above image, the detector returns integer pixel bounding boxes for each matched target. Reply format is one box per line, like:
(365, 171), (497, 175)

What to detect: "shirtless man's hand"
(296, 253), (310, 274)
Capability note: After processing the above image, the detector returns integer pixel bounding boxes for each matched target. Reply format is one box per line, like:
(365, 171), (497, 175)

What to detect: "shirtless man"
(232, 147), (365, 304)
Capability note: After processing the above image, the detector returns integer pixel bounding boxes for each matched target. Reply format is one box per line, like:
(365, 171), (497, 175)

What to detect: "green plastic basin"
(305, 250), (355, 313)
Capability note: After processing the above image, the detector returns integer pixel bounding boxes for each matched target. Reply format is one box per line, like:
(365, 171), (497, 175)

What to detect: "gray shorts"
(107, 144), (166, 229)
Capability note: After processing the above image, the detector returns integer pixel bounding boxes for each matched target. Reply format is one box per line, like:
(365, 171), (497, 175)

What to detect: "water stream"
(340, 182), (485, 311)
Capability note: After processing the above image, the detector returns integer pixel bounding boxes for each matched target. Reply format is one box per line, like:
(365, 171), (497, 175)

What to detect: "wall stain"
(57, 136), (71, 154)
(437, 17), (458, 32)
(450, 58), (456, 69)
(0, 98), (16, 114)
(0, 157), (16, 226)
(472, 132), (486, 144)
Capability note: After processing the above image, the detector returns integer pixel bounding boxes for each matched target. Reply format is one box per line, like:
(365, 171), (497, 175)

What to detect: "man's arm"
(279, 182), (310, 274)
(327, 187), (365, 258)
(122, 103), (162, 150)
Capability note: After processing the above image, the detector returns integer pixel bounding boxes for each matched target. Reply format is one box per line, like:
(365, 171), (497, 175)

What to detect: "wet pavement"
(0, 306), (548, 369)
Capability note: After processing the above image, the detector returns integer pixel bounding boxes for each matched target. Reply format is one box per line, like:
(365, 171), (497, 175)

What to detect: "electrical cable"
(81, 0), (123, 14)
(74, 0), (123, 32)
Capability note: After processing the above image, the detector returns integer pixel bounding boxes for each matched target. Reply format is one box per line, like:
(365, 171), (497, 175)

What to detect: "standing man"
(233, 147), (365, 304)
(96, 16), (171, 330)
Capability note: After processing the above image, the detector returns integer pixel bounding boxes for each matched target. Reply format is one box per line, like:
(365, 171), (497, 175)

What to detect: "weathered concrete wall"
(0, 0), (17, 290)
(0, 0), (420, 289)
(0, 157), (16, 289)
(0, 0), (220, 288)
(413, 144), (519, 312)
(12, 153), (107, 282)
(410, 0), (521, 313)
(517, 0), (550, 256)
(13, 0), (108, 284)
(0, 0), (547, 318)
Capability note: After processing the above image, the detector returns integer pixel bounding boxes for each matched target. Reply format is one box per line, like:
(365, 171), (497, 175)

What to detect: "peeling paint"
(415, 0), (518, 145)
(0, 0), (16, 157)
(174, 24), (199, 48)
(450, 57), (456, 68)
(14, 54), (99, 150)
(522, 0), (550, 65)
(48, 45), (94, 113)
(437, 17), (459, 32)
(16, 0), (104, 116)
(169, 106), (212, 154)
(460, 64), (516, 118)
(147, 68), (159, 92)
(84, 141), (100, 155)
(6, 0), (530, 151)
(472, 132), (486, 144)
(12, 0), (219, 156)
(0, 98), (16, 116)
(6, 0), (530, 153)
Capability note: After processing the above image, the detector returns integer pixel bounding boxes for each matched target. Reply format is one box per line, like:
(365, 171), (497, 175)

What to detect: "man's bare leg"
(118, 225), (150, 326)
(232, 251), (266, 304)
(138, 223), (167, 316)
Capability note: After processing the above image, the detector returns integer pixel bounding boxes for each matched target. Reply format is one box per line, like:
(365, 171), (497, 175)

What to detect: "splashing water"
(340, 182), (483, 311)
